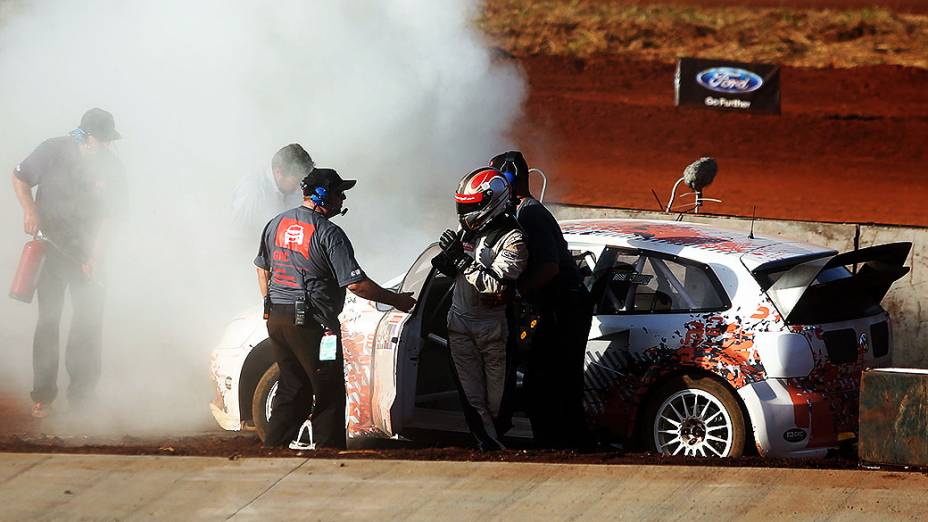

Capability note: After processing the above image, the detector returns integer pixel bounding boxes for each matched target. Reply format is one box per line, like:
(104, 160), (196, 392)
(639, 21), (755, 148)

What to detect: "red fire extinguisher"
(9, 233), (48, 303)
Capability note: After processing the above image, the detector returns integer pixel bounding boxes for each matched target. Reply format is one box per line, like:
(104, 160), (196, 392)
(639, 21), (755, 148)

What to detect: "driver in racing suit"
(432, 167), (528, 451)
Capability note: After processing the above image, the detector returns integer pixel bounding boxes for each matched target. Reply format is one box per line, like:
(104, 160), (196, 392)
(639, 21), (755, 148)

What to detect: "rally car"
(210, 218), (910, 457)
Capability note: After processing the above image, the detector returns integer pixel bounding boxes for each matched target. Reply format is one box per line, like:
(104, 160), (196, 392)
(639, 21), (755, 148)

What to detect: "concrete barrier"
(859, 368), (928, 467)
(549, 204), (927, 368)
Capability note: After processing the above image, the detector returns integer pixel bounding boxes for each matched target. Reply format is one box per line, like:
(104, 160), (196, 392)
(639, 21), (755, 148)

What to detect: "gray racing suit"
(447, 226), (528, 450)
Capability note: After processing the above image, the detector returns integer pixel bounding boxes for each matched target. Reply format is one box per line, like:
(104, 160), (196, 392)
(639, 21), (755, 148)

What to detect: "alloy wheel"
(653, 388), (734, 457)
(265, 380), (278, 422)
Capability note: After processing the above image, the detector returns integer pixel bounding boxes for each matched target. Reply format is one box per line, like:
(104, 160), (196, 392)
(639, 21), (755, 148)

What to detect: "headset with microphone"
(498, 158), (517, 185)
(309, 186), (328, 206)
(307, 185), (349, 216)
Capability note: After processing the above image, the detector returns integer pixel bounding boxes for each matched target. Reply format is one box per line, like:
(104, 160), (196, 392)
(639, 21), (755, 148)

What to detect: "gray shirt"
(232, 169), (303, 238)
(255, 206), (366, 328)
(15, 135), (126, 261)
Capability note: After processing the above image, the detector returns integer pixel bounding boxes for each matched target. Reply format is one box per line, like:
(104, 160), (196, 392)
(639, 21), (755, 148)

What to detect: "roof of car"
(560, 218), (836, 270)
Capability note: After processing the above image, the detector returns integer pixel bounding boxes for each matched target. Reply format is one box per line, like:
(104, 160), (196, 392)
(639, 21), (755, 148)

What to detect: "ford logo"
(783, 428), (807, 443)
(696, 67), (764, 94)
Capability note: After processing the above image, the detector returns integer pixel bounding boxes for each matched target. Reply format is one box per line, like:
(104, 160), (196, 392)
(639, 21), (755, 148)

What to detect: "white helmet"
(454, 167), (512, 232)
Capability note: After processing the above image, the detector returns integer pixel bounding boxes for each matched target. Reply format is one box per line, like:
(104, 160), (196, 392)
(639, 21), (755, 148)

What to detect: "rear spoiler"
(762, 242), (911, 325)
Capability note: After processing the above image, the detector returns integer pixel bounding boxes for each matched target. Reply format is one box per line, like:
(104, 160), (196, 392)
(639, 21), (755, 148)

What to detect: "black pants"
(32, 250), (104, 405)
(494, 305), (520, 437)
(264, 306), (346, 449)
(525, 286), (594, 449)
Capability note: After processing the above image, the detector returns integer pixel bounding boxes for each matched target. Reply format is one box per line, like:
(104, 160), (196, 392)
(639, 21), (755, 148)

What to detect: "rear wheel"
(644, 375), (746, 457)
(251, 364), (279, 443)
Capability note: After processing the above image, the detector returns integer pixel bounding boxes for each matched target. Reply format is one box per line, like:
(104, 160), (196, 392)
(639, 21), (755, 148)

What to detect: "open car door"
(368, 244), (441, 437)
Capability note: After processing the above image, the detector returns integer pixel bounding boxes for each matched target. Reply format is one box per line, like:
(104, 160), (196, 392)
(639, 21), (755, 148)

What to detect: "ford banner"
(675, 57), (781, 114)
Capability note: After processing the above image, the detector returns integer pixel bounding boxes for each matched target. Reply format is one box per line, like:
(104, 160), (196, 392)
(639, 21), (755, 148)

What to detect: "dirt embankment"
(514, 56), (928, 226)
(479, 2), (927, 226)
(482, 2), (928, 68)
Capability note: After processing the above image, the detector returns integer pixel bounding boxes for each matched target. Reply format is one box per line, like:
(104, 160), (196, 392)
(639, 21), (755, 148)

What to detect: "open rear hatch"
(749, 243), (911, 325)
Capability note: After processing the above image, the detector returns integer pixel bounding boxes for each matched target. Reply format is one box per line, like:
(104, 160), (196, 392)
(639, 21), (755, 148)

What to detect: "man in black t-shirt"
(11, 108), (127, 418)
(490, 150), (594, 450)
(255, 167), (415, 449)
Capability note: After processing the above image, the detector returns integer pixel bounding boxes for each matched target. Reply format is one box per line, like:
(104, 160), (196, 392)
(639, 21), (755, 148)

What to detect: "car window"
(592, 252), (643, 314)
(376, 244), (442, 313)
(593, 248), (728, 314)
(570, 249), (598, 290)
(401, 244), (442, 301)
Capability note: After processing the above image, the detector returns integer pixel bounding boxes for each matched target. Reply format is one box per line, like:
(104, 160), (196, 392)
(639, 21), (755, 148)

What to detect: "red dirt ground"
(517, 56), (928, 226)
(0, 393), (868, 470)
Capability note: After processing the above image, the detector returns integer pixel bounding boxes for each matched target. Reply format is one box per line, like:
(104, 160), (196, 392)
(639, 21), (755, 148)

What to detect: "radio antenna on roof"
(650, 189), (665, 212)
(749, 205), (757, 239)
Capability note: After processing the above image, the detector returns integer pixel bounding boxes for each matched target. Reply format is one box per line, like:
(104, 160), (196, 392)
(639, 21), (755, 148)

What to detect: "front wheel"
(252, 364), (279, 443)
(644, 375), (747, 458)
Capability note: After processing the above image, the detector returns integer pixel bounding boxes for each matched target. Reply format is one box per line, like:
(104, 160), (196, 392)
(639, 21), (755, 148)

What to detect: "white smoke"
(0, 0), (524, 434)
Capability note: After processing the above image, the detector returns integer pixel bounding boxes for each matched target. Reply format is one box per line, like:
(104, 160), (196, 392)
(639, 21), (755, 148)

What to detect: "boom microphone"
(339, 208), (349, 216)
(683, 157), (717, 192)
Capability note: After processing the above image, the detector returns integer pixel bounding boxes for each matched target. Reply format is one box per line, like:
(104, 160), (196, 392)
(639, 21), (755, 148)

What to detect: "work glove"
(439, 229), (472, 271)
(431, 252), (458, 277)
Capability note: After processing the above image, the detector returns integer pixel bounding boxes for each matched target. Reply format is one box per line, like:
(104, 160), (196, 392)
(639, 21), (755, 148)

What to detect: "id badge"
(319, 334), (338, 361)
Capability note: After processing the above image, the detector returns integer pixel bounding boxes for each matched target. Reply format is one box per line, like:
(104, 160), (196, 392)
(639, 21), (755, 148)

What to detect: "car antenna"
(748, 205), (757, 239)
(650, 188), (665, 212)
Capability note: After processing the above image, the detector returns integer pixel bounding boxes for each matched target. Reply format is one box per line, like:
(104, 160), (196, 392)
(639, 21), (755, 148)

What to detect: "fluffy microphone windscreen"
(683, 157), (717, 191)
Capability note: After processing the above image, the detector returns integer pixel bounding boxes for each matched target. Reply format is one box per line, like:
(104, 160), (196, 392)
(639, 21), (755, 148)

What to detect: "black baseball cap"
(301, 168), (356, 197)
(79, 108), (121, 141)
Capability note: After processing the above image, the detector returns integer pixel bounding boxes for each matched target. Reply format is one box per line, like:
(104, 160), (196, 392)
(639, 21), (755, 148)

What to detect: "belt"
(269, 303), (329, 327)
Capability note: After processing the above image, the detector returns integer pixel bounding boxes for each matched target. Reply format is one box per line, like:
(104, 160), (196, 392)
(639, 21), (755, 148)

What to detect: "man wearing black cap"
(489, 150), (594, 450)
(11, 107), (126, 418)
(255, 167), (416, 449)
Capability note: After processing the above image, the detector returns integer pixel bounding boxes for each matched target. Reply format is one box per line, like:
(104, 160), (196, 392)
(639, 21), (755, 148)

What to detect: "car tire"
(643, 374), (746, 458)
(252, 363), (279, 443)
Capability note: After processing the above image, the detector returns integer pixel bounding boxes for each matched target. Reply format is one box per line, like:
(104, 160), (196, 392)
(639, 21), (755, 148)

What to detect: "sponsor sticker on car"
(783, 428), (808, 443)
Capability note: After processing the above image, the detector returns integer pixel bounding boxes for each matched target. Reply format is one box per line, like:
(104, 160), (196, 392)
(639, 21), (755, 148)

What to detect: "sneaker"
(31, 402), (50, 419)
(288, 420), (315, 451)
